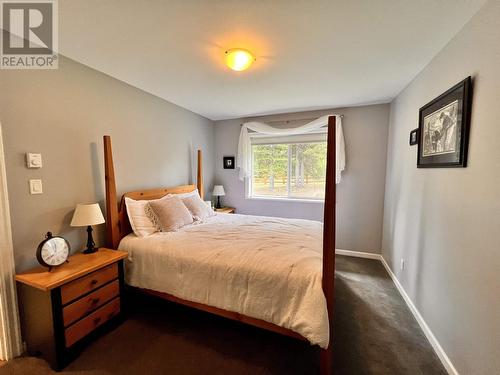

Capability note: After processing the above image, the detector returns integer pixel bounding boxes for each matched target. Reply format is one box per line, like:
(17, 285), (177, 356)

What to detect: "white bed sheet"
(118, 213), (329, 348)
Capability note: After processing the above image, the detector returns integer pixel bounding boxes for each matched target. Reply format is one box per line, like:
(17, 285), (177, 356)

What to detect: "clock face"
(40, 237), (69, 266)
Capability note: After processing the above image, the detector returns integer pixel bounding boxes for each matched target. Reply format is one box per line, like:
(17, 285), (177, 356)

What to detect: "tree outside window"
(251, 141), (326, 200)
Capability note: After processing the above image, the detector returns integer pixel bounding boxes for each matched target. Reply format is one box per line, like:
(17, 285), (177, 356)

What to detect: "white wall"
(0, 55), (214, 272)
(215, 105), (390, 253)
(382, 1), (500, 373)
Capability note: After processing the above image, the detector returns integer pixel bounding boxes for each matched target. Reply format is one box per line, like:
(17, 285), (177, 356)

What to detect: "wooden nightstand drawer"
(65, 297), (121, 348)
(63, 280), (120, 327)
(61, 263), (118, 305)
(16, 249), (127, 370)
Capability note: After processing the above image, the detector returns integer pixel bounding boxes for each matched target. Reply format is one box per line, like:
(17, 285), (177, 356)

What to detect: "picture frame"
(417, 76), (472, 168)
(223, 156), (235, 169)
(409, 129), (419, 146)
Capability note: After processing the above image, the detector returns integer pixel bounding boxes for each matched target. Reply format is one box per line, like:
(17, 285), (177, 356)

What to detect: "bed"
(119, 213), (329, 347)
(103, 116), (336, 374)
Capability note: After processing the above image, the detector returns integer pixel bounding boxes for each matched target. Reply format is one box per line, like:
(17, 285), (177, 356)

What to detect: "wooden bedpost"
(104, 135), (120, 249)
(197, 149), (204, 199)
(320, 116), (336, 375)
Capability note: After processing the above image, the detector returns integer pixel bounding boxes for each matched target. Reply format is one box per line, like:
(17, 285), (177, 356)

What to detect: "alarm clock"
(36, 232), (70, 270)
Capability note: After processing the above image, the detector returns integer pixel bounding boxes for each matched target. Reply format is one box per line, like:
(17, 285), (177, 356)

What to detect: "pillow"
(173, 189), (199, 199)
(146, 196), (194, 232)
(125, 197), (159, 237)
(182, 193), (215, 221)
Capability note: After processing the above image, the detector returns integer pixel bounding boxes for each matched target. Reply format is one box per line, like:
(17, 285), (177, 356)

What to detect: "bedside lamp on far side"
(212, 185), (225, 209)
(70, 203), (105, 254)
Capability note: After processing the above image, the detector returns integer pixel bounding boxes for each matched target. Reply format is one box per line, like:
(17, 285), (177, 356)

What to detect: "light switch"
(29, 179), (43, 194)
(26, 153), (42, 168)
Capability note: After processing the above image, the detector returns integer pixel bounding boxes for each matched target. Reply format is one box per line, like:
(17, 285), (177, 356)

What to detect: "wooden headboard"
(103, 135), (204, 249)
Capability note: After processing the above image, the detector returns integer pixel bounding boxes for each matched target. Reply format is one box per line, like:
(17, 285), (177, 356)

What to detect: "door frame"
(0, 123), (22, 360)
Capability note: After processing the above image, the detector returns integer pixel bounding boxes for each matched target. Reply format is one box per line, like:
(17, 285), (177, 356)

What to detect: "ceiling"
(59, 0), (486, 120)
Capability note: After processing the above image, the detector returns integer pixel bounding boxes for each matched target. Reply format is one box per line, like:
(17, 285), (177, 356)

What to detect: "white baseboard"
(335, 249), (382, 260)
(336, 248), (458, 375)
(379, 257), (459, 375)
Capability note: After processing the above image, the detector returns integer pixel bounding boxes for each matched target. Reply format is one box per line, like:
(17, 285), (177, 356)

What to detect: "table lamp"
(212, 185), (225, 209)
(70, 203), (105, 254)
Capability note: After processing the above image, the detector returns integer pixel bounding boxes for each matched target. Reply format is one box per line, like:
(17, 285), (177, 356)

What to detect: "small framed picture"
(417, 77), (472, 168)
(223, 156), (235, 169)
(409, 129), (419, 146)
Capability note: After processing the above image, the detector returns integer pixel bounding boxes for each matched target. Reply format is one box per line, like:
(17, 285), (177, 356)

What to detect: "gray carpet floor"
(1, 255), (446, 375)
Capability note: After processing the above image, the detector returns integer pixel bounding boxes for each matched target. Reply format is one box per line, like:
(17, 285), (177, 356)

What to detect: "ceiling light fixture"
(225, 48), (255, 71)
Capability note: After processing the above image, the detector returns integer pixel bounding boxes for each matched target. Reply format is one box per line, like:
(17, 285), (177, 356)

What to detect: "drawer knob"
(90, 279), (98, 286)
(90, 298), (100, 305)
(93, 317), (102, 325)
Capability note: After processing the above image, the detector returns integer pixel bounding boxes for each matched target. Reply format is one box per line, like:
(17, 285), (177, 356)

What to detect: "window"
(249, 133), (327, 201)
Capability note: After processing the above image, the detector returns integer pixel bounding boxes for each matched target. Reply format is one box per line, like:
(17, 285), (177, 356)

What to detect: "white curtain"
(237, 115), (345, 183)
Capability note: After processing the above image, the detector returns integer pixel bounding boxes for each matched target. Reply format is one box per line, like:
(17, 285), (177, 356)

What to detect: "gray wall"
(382, 1), (500, 373)
(214, 105), (390, 253)
(0, 56), (214, 272)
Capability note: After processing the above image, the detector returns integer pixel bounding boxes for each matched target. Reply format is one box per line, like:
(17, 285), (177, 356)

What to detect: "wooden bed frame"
(103, 116), (336, 374)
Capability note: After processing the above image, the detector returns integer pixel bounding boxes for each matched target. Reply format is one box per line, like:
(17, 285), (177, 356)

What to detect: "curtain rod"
(240, 114), (344, 126)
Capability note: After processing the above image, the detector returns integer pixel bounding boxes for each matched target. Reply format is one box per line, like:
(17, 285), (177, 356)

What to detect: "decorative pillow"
(146, 196), (194, 232)
(125, 196), (170, 237)
(182, 193), (215, 221)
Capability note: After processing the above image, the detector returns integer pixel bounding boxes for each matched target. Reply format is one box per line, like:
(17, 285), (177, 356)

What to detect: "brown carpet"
(1, 256), (446, 375)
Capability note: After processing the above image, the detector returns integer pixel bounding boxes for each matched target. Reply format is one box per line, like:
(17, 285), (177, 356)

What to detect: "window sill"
(245, 196), (324, 204)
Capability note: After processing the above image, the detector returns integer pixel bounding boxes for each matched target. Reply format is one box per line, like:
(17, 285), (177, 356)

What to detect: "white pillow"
(173, 189), (199, 199)
(125, 195), (170, 237)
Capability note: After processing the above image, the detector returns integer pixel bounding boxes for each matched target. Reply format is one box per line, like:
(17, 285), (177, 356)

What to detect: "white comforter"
(118, 213), (329, 348)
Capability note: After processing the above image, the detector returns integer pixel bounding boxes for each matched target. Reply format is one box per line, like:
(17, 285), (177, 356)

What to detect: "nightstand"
(15, 248), (127, 370)
(215, 206), (235, 214)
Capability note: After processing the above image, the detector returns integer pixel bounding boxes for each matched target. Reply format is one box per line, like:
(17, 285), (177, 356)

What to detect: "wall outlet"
(400, 259), (405, 271)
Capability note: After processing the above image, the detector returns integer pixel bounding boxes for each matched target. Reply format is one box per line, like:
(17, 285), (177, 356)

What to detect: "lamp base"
(82, 225), (99, 254)
(215, 196), (222, 209)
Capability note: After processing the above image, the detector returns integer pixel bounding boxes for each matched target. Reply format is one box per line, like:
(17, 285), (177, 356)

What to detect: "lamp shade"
(212, 185), (225, 196)
(70, 203), (105, 227)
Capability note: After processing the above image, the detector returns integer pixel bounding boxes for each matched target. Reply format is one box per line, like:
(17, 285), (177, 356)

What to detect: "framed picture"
(409, 129), (419, 146)
(223, 156), (235, 169)
(417, 77), (472, 168)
